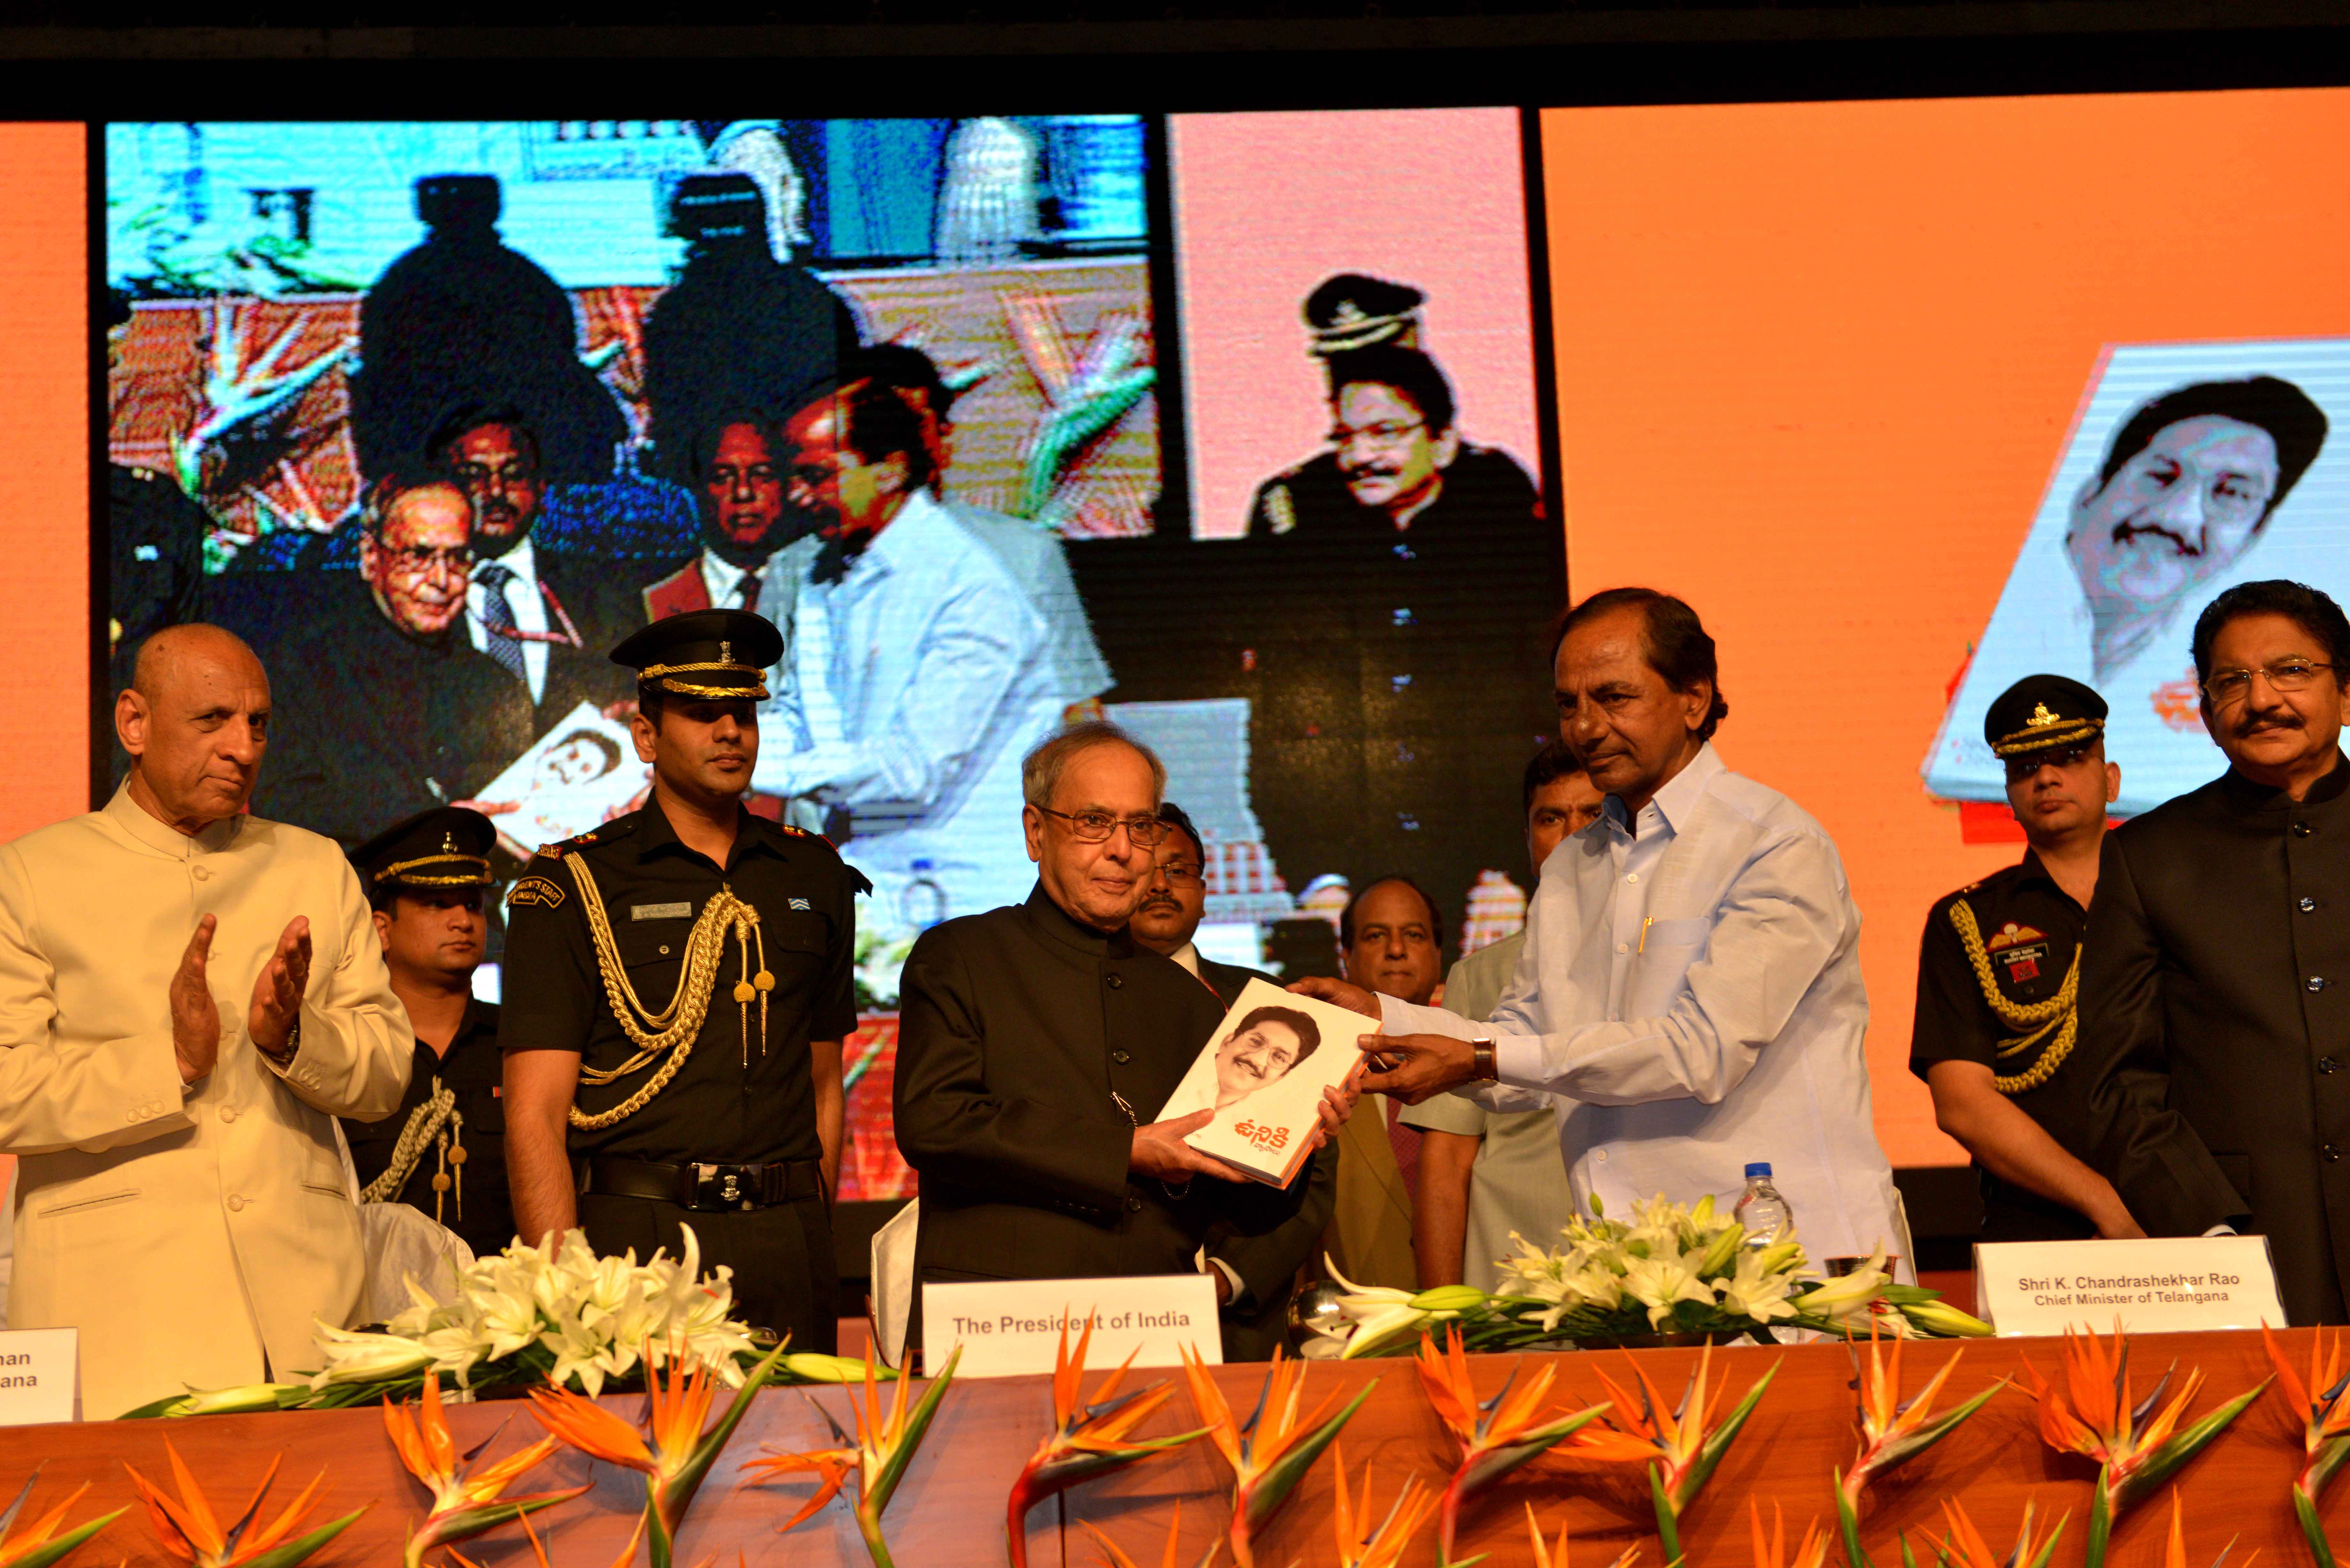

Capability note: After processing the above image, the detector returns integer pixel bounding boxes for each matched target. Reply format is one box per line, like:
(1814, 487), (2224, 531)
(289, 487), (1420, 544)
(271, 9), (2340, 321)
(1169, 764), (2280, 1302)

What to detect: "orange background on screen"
(0, 123), (88, 845)
(1545, 88), (2350, 1167)
(0, 122), (85, 1209)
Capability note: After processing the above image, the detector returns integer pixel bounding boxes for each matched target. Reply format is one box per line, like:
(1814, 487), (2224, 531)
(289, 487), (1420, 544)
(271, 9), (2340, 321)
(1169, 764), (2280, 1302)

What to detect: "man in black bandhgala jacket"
(893, 722), (1353, 1359)
(2082, 578), (2350, 1325)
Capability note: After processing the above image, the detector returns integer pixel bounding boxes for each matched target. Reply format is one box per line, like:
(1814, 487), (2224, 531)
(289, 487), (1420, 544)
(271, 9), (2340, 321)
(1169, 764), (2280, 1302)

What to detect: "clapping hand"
(170, 916), (221, 1083)
(248, 917), (311, 1060)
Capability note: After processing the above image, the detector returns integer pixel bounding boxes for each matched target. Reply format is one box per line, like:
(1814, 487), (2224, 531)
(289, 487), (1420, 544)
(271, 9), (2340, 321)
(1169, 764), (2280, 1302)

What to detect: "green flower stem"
(2085, 1467), (2113, 1568)
(1650, 1464), (1684, 1568)
(855, 1500), (898, 1568)
(2295, 1484), (2338, 1568)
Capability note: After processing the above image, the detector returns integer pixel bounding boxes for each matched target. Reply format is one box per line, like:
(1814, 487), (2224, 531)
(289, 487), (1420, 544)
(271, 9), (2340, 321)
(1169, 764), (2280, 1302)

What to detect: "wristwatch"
(1470, 1036), (1498, 1082)
(265, 1016), (301, 1064)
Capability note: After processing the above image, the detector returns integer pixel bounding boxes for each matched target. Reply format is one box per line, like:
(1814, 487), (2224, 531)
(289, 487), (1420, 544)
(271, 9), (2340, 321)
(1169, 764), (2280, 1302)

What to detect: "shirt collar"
(857, 489), (948, 577)
(631, 796), (784, 871)
(1602, 742), (1722, 838)
(1022, 880), (1138, 959)
(699, 549), (752, 604)
(476, 533), (536, 586)
(1169, 940), (1202, 977)
(104, 779), (244, 858)
(2218, 749), (2350, 813)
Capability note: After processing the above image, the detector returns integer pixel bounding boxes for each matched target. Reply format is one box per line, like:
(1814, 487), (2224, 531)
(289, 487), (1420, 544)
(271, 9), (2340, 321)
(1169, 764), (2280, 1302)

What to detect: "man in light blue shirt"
(754, 378), (1069, 933)
(1298, 588), (1907, 1268)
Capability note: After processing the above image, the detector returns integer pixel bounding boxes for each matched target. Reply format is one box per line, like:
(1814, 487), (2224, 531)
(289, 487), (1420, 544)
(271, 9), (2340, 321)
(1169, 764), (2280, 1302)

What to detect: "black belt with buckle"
(576, 1155), (823, 1211)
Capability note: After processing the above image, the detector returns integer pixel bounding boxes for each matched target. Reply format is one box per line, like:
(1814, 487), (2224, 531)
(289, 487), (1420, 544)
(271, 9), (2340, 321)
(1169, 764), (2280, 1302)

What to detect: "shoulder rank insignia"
(506, 875), (567, 909)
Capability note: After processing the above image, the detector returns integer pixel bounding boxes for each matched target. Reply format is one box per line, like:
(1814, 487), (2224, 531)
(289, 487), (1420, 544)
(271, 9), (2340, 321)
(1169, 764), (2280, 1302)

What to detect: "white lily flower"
(1790, 1243), (1890, 1323)
(309, 1323), (436, 1386)
(1717, 1248), (1799, 1323)
(1620, 1252), (1717, 1330)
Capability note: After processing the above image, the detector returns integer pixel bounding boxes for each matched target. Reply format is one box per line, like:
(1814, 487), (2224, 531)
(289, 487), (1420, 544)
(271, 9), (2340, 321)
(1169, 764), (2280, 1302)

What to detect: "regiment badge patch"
(506, 876), (567, 909)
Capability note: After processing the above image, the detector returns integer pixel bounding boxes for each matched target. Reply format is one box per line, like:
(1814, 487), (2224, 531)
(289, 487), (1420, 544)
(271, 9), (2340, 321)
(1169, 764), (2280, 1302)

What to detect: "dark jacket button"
(1108, 974), (1125, 989)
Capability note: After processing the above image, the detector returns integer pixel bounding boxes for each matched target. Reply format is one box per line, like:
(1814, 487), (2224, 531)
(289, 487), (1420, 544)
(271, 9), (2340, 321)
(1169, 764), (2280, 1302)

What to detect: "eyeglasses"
(1328, 419), (1426, 452)
(1036, 806), (1171, 847)
(1151, 859), (1205, 888)
(374, 541), (472, 572)
(2003, 744), (2096, 783)
(2202, 660), (2336, 706)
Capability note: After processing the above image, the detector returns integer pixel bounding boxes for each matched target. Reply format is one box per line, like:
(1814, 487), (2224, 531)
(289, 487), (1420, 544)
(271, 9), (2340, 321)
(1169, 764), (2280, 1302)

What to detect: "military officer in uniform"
(1911, 675), (2144, 1242)
(501, 608), (865, 1349)
(341, 807), (515, 1256)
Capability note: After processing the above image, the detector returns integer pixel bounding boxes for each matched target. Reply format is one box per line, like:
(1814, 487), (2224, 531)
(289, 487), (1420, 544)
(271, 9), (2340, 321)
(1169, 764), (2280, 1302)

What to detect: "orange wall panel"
(1543, 89), (2350, 1166)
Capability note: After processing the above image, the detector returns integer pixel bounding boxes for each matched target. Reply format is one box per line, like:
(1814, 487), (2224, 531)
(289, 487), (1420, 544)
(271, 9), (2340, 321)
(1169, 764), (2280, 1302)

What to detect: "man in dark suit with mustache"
(2082, 578), (2350, 1324)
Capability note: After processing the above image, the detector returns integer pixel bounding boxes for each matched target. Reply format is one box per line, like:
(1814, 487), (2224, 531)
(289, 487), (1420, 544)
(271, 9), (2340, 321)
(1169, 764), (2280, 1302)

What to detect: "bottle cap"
(1744, 1162), (1772, 1179)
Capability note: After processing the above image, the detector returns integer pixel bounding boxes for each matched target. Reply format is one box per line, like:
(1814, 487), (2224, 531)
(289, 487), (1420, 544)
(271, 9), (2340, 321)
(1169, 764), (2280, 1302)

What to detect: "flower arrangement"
(122, 1443), (365, 1568)
(1835, 1328), (2007, 1565)
(0, 1474), (123, 1568)
(528, 1340), (789, 1568)
(1306, 1196), (1990, 1360)
(2024, 1324), (2267, 1568)
(1572, 1341), (1778, 1567)
(383, 1376), (588, 1568)
(124, 1227), (877, 1417)
(1004, 1321), (1204, 1568)
(1414, 1328), (1612, 1563)
(1179, 1346), (1378, 1568)
(754, 1346), (962, 1568)
(2265, 1324), (2350, 1568)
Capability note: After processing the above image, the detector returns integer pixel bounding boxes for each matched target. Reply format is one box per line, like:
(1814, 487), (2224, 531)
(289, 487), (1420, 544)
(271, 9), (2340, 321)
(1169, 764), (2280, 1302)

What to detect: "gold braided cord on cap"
(640, 659), (761, 677)
(377, 857), (494, 887)
(563, 855), (770, 1130)
(1993, 720), (2103, 758)
(360, 1078), (457, 1204)
(649, 676), (772, 700)
(1947, 897), (2079, 1094)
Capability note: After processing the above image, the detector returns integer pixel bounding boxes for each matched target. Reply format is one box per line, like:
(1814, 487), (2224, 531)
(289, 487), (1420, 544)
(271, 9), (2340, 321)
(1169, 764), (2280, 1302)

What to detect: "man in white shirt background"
(755, 377), (1068, 933)
(1298, 587), (1908, 1270)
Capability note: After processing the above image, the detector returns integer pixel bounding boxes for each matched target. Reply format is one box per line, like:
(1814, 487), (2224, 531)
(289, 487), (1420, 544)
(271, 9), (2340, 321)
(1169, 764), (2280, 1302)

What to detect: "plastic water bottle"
(1733, 1162), (1793, 1249)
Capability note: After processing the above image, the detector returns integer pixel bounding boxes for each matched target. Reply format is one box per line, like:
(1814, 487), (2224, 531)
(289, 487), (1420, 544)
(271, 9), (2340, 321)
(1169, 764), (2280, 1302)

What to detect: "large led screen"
(103, 112), (1559, 1198)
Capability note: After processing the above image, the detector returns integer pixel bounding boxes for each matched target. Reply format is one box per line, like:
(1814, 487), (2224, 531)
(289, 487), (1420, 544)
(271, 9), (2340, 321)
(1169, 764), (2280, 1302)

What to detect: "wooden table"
(0, 1329), (2312, 1567)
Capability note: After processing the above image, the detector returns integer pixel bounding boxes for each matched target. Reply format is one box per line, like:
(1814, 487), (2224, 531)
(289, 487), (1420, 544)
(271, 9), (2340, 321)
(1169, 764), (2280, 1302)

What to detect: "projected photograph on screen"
(1073, 106), (1559, 983)
(105, 117), (1155, 1198)
(1925, 339), (2350, 816)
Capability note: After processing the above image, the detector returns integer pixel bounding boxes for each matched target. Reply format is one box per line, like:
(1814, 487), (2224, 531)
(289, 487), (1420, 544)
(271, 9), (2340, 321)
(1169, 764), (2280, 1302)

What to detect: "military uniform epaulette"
(763, 818), (874, 895)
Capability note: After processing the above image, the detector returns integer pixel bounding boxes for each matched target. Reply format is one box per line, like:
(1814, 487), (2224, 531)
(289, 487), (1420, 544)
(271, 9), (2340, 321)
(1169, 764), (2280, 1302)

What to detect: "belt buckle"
(719, 1168), (744, 1207)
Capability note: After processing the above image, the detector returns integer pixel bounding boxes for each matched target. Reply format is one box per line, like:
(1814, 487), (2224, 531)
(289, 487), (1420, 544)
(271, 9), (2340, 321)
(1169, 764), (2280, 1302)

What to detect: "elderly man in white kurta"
(1299, 589), (1908, 1271)
(0, 625), (410, 1418)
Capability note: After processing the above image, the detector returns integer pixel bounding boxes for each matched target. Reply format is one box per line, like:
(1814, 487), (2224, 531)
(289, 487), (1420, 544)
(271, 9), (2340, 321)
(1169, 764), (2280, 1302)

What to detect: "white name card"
(922, 1275), (1222, 1379)
(1975, 1235), (2286, 1336)
(0, 1329), (76, 1425)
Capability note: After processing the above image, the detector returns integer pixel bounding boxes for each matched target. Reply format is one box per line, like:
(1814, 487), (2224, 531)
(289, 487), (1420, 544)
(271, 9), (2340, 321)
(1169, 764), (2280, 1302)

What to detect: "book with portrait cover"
(1155, 977), (1370, 1187)
(476, 701), (650, 854)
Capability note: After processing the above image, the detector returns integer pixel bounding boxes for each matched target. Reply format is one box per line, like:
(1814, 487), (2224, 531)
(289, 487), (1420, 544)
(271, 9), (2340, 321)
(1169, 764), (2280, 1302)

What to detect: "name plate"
(0, 1329), (76, 1425)
(922, 1275), (1222, 1379)
(1975, 1235), (2286, 1336)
